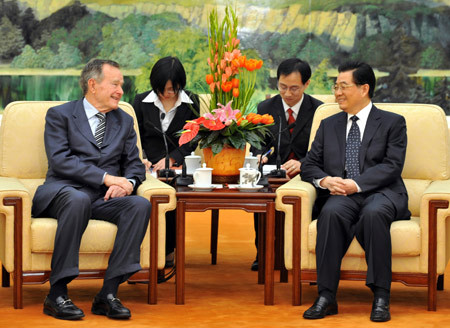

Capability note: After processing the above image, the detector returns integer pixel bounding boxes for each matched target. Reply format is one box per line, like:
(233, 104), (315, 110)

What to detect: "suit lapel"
(72, 100), (97, 146)
(360, 105), (381, 171)
(102, 110), (121, 147)
(334, 112), (348, 170)
(291, 94), (314, 140)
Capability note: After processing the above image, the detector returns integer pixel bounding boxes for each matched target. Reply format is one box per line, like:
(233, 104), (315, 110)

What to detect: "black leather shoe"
(43, 295), (84, 320)
(303, 296), (338, 319)
(91, 294), (131, 319)
(370, 297), (391, 322)
(251, 259), (258, 271)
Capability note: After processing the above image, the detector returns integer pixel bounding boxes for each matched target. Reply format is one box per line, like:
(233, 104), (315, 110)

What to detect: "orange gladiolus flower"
(221, 81), (233, 92)
(260, 114), (274, 125)
(256, 59), (263, 69)
(209, 82), (216, 93)
(250, 114), (262, 124)
(232, 88), (239, 98)
(235, 112), (242, 120)
(237, 55), (246, 67)
(231, 78), (239, 88)
(245, 59), (257, 72)
(236, 117), (243, 126)
(205, 74), (214, 85)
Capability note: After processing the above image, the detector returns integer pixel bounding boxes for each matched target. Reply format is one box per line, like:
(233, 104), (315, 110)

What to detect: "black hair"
(80, 59), (120, 95)
(150, 56), (186, 95)
(338, 61), (376, 98)
(276, 58), (311, 84)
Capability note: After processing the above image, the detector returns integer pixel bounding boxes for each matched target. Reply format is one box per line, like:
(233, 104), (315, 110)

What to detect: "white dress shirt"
(281, 94), (304, 122)
(142, 90), (193, 132)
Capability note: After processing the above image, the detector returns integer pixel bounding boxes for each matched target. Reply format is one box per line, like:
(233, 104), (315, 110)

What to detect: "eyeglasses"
(278, 84), (302, 94)
(164, 88), (176, 95)
(332, 83), (357, 93)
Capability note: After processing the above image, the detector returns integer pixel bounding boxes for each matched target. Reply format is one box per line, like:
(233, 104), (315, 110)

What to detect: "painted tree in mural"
(0, 16), (25, 60)
(375, 28), (428, 104)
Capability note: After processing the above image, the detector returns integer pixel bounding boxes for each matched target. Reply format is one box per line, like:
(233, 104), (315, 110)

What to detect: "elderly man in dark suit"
(32, 59), (151, 320)
(249, 58), (323, 270)
(301, 61), (410, 322)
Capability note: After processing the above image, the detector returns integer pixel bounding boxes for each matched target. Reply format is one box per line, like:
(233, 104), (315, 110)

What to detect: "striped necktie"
(94, 113), (106, 146)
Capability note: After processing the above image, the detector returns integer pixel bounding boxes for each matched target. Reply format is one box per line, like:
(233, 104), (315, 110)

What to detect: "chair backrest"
(0, 101), (141, 179)
(309, 103), (450, 181)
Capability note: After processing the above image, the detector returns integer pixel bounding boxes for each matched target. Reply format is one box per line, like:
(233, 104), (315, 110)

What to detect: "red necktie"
(287, 108), (295, 134)
(287, 108), (297, 160)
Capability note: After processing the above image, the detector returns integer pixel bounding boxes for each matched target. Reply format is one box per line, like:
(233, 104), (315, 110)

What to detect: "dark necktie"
(287, 108), (295, 134)
(287, 108), (297, 160)
(94, 113), (106, 146)
(345, 116), (360, 179)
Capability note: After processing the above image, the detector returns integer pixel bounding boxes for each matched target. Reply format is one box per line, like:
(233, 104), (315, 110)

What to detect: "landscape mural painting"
(0, 0), (448, 113)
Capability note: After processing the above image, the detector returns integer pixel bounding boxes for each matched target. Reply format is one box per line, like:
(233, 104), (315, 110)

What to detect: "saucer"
(188, 184), (219, 191)
(236, 184), (264, 192)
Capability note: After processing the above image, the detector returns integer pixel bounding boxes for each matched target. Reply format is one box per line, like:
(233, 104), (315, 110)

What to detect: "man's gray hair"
(79, 59), (120, 95)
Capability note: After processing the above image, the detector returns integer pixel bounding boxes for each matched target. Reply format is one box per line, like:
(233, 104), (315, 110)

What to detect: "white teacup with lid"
(244, 152), (259, 170)
(184, 151), (202, 175)
(239, 163), (261, 187)
(193, 163), (213, 187)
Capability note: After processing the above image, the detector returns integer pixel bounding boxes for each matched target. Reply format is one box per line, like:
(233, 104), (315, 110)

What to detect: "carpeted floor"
(1, 210), (450, 327)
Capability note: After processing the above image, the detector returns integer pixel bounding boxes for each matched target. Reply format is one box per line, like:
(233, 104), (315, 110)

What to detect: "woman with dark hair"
(133, 56), (199, 266)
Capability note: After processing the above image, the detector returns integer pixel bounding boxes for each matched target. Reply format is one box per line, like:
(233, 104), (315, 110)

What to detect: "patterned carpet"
(1, 210), (450, 327)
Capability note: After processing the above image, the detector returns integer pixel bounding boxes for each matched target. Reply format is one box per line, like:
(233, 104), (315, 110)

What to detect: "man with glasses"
(249, 58), (323, 271)
(301, 61), (410, 322)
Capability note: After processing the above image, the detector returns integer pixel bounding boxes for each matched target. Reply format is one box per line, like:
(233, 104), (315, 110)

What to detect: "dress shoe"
(251, 259), (258, 271)
(370, 297), (391, 322)
(303, 296), (338, 319)
(43, 295), (85, 320)
(91, 293), (131, 319)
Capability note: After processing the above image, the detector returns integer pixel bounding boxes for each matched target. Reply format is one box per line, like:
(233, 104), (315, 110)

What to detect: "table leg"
(275, 211), (288, 283)
(176, 200), (186, 304)
(257, 213), (266, 285)
(210, 209), (219, 265)
(264, 201), (275, 305)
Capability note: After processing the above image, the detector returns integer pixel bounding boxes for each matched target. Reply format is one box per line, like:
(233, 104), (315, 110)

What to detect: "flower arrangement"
(179, 6), (273, 155)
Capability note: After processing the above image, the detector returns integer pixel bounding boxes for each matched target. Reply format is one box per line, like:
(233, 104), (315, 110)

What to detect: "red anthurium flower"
(179, 121), (200, 146)
(203, 118), (226, 130)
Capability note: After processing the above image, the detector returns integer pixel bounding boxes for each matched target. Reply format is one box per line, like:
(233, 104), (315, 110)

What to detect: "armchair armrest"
(0, 177), (32, 273)
(421, 180), (450, 276)
(137, 173), (176, 213)
(275, 175), (317, 273)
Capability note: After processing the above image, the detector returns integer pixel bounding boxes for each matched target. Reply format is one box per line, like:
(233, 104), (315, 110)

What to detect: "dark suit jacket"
(300, 104), (410, 220)
(250, 94), (323, 164)
(32, 99), (146, 217)
(133, 90), (199, 165)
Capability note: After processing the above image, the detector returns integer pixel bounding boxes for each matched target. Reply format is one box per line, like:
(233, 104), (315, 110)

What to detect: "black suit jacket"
(300, 104), (411, 220)
(133, 90), (199, 165)
(250, 94), (323, 164)
(32, 99), (146, 217)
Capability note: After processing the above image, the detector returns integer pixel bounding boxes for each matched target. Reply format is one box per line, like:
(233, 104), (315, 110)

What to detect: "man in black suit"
(32, 59), (151, 320)
(301, 61), (410, 322)
(250, 58), (323, 270)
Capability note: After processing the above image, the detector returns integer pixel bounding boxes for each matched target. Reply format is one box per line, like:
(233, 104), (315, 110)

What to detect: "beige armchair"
(276, 103), (450, 310)
(0, 101), (176, 309)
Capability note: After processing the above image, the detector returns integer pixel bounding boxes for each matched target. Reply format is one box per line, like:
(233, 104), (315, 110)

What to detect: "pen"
(262, 147), (274, 158)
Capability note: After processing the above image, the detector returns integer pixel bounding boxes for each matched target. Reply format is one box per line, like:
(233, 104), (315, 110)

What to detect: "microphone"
(145, 119), (192, 185)
(159, 130), (176, 180)
(160, 112), (165, 120)
(268, 118), (297, 178)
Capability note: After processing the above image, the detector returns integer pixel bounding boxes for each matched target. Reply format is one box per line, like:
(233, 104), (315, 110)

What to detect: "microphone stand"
(158, 131), (176, 181)
(269, 115), (286, 178)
